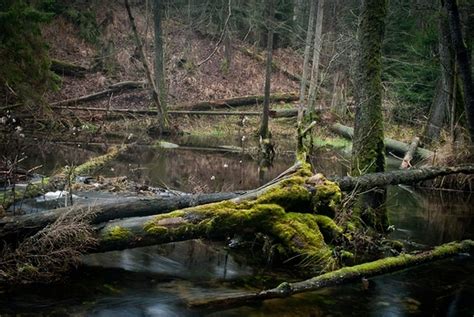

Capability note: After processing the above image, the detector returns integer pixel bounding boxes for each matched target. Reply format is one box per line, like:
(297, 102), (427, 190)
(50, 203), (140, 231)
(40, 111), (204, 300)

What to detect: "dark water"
(1, 141), (473, 316)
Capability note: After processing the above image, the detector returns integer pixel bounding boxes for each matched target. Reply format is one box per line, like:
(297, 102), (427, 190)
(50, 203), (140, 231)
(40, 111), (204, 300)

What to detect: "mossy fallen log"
(189, 239), (474, 308)
(4, 164), (473, 242)
(92, 175), (341, 274)
(330, 123), (434, 161)
(0, 192), (242, 243)
(50, 59), (89, 77)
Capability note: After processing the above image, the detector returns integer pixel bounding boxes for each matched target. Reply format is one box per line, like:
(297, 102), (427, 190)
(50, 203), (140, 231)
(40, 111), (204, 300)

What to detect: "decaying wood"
(188, 240), (474, 308)
(49, 106), (303, 118)
(50, 59), (89, 77)
(0, 192), (242, 243)
(50, 81), (146, 107)
(401, 137), (420, 169)
(330, 123), (434, 160)
(176, 93), (298, 111)
(331, 165), (474, 192)
(4, 164), (474, 242)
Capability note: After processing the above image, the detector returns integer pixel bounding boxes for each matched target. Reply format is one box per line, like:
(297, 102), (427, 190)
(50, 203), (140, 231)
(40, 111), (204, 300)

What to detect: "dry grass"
(0, 207), (97, 286)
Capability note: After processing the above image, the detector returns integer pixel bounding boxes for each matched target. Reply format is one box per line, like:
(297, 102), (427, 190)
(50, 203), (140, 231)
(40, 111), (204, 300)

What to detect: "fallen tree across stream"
(188, 239), (474, 308)
(330, 123), (434, 161)
(2, 164), (474, 244)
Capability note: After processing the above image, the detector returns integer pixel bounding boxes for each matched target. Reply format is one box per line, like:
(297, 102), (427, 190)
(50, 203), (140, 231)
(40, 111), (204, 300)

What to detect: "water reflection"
(388, 186), (474, 246)
(82, 240), (253, 280)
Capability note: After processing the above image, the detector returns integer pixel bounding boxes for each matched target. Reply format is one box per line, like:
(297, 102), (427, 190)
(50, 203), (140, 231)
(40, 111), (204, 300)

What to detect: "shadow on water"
(1, 138), (474, 316)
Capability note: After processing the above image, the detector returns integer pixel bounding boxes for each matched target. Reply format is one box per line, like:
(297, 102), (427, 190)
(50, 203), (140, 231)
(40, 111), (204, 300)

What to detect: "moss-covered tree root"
(189, 240), (474, 308)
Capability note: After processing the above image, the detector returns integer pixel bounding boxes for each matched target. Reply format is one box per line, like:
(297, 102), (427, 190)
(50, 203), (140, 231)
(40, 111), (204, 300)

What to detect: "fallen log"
(401, 137), (420, 169)
(49, 81), (146, 107)
(330, 123), (434, 160)
(4, 164), (474, 242)
(188, 239), (474, 308)
(49, 107), (301, 118)
(330, 165), (474, 192)
(176, 93), (298, 111)
(0, 192), (242, 243)
(50, 59), (89, 77)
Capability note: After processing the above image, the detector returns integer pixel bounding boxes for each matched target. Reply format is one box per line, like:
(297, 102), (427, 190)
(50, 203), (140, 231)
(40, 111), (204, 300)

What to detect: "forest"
(0, 0), (473, 315)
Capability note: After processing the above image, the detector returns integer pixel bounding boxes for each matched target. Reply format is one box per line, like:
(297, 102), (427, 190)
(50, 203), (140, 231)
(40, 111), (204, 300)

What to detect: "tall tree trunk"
(351, 0), (388, 232)
(307, 0), (325, 116)
(297, 0), (316, 126)
(445, 0), (474, 146)
(424, 2), (455, 145)
(152, 0), (169, 129)
(124, 0), (167, 133)
(259, 0), (275, 140)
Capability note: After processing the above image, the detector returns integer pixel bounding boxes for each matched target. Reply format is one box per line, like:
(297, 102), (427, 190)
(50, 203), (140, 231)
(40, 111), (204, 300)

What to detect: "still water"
(1, 141), (473, 316)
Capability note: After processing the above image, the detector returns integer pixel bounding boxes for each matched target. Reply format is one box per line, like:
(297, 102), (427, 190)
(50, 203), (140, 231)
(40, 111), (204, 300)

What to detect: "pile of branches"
(0, 208), (97, 286)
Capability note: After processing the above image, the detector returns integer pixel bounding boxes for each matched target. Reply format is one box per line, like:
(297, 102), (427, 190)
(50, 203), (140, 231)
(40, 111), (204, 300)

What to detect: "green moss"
(69, 146), (124, 177)
(270, 212), (336, 271)
(143, 223), (168, 235)
(314, 215), (343, 243)
(255, 177), (312, 212)
(102, 226), (132, 241)
(313, 136), (350, 149)
(311, 178), (342, 217)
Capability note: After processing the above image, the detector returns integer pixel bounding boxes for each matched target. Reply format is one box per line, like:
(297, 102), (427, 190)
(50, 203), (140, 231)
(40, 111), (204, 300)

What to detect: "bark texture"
(445, 0), (474, 145)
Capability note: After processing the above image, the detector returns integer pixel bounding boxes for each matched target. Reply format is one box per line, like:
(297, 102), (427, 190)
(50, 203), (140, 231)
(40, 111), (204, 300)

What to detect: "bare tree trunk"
(259, 0), (275, 140)
(152, 0), (169, 125)
(298, 0), (316, 109)
(124, 0), (167, 133)
(307, 0), (325, 115)
(424, 3), (455, 144)
(445, 0), (474, 146)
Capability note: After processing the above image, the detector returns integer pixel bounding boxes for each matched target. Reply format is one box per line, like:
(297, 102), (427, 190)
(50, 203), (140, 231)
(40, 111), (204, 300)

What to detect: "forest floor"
(37, 1), (425, 153)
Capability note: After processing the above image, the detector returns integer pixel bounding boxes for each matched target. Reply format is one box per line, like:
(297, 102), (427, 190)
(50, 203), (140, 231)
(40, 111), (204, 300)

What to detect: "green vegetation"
(0, 0), (59, 106)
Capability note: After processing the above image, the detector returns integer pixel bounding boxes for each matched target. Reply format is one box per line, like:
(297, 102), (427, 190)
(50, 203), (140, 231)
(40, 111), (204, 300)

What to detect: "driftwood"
(188, 240), (474, 308)
(401, 137), (420, 169)
(50, 81), (146, 107)
(50, 59), (89, 77)
(0, 192), (242, 243)
(330, 123), (434, 160)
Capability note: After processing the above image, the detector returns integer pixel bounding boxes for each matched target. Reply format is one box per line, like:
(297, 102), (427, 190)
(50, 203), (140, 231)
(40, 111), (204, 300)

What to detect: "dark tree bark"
(259, 0), (275, 140)
(152, 0), (168, 121)
(424, 2), (455, 144)
(351, 0), (388, 231)
(445, 0), (474, 146)
(298, 0), (316, 109)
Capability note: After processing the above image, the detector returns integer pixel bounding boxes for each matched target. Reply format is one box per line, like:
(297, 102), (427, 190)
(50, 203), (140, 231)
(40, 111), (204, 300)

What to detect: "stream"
(1, 139), (473, 316)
